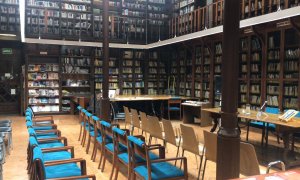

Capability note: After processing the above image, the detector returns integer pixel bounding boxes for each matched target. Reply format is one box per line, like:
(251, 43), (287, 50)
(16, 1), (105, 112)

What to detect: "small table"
(181, 102), (211, 125)
(202, 107), (300, 168)
(232, 168), (300, 180)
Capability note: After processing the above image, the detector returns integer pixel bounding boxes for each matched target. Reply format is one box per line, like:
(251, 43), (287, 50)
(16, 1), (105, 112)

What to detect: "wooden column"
(217, 0), (240, 179)
(100, 0), (110, 121)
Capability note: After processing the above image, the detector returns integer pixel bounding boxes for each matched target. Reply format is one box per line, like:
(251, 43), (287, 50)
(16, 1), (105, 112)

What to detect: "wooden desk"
(232, 168), (300, 180)
(111, 95), (192, 118)
(202, 107), (300, 168)
(181, 102), (212, 125)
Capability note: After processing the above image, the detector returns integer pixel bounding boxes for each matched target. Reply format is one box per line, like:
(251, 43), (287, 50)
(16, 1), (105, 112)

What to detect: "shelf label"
(2, 48), (12, 55)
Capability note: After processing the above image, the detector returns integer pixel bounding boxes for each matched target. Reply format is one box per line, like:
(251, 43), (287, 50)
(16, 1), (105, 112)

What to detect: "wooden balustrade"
(169, 0), (300, 38)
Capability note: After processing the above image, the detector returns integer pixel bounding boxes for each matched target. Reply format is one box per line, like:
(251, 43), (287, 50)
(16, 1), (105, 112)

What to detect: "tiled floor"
(1, 114), (295, 180)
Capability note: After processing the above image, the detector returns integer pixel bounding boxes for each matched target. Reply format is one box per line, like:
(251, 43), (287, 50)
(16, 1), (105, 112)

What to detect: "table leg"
(210, 114), (220, 132)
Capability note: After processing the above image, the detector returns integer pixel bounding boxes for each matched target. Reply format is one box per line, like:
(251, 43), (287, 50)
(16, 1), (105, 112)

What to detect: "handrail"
(169, 0), (300, 38)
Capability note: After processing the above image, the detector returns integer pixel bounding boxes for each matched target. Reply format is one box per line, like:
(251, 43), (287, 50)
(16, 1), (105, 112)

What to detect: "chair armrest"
(147, 144), (161, 147)
(45, 158), (87, 175)
(42, 146), (75, 158)
(33, 124), (57, 128)
(36, 129), (61, 136)
(151, 157), (188, 177)
(266, 160), (286, 173)
(33, 116), (53, 120)
(147, 145), (165, 159)
(48, 175), (96, 180)
(38, 137), (68, 146)
(133, 135), (145, 142)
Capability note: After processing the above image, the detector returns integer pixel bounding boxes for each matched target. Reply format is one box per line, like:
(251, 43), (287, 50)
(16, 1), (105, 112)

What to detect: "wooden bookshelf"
(0, 0), (20, 36)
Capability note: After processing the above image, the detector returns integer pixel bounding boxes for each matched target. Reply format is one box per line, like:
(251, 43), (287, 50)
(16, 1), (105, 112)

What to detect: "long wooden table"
(232, 168), (300, 180)
(202, 107), (300, 168)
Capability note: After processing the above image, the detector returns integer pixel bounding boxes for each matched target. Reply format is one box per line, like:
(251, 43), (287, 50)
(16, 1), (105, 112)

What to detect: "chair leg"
(175, 145), (180, 166)
(201, 159), (207, 180)
(81, 130), (87, 147)
(180, 150), (185, 169)
(86, 134), (91, 154)
(98, 144), (104, 169)
(148, 136), (152, 145)
(91, 138), (96, 160)
(78, 126), (83, 141)
(101, 150), (107, 172)
(261, 123), (266, 146)
(110, 153), (116, 180)
(246, 121), (250, 141)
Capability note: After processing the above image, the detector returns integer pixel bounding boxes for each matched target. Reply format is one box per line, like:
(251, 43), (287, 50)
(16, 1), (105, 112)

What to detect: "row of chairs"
(122, 106), (287, 179)
(25, 107), (96, 180)
(77, 105), (189, 179)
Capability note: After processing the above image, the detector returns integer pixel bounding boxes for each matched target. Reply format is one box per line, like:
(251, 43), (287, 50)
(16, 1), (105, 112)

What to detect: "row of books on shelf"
(283, 98), (298, 109)
(267, 63), (280, 71)
(28, 1), (59, 8)
(28, 89), (59, 96)
(62, 79), (89, 87)
(28, 81), (59, 87)
(62, 65), (90, 74)
(267, 95), (279, 106)
(0, 0), (19, 4)
(31, 105), (60, 112)
(29, 97), (59, 104)
(268, 50), (280, 60)
(284, 86), (298, 96)
(0, 5), (18, 14)
(285, 61), (298, 72)
(28, 9), (60, 17)
(28, 73), (59, 80)
(62, 57), (91, 65)
(28, 64), (59, 72)
(267, 85), (279, 94)
(285, 48), (299, 59)
(268, 73), (279, 79)
(0, 24), (19, 31)
(250, 95), (260, 105)
(62, 3), (90, 11)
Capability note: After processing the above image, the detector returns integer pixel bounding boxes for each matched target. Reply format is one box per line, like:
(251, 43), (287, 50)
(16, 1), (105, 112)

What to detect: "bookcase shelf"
(0, 0), (20, 35)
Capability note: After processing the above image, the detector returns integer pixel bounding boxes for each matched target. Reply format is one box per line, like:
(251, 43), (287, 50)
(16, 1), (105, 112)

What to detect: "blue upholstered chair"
(166, 97), (182, 120)
(25, 117), (57, 131)
(25, 108), (54, 124)
(90, 116), (101, 161)
(246, 107), (280, 146)
(86, 115), (99, 154)
(32, 146), (95, 180)
(98, 121), (123, 172)
(27, 136), (73, 179)
(127, 135), (188, 180)
(81, 111), (93, 147)
(27, 127), (61, 140)
(78, 108), (87, 142)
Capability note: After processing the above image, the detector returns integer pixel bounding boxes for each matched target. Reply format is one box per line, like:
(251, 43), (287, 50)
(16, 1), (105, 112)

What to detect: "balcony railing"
(168, 0), (300, 38)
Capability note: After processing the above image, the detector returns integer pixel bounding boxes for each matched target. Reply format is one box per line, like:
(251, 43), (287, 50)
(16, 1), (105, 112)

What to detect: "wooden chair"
(130, 108), (141, 135)
(166, 98), (182, 120)
(162, 119), (181, 163)
(86, 115), (98, 154)
(240, 142), (285, 176)
(98, 121), (122, 172)
(110, 102), (125, 123)
(123, 106), (132, 129)
(32, 146), (96, 180)
(202, 130), (217, 180)
(127, 135), (188, 180)
(139, 111), (149, 140)
(147, 116), (165, 145)
(180, 124), (205, 180)
(81, 111), (93, 147)
(77, 108), (87, 141)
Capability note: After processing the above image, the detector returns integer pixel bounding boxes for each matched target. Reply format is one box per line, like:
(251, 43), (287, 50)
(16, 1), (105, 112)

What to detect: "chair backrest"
(112, 127), (129, 153)
(99, 121), (114, 142)
(162, 119), (177, 146)
(127, 135), (147, 165)
(33, 146), (45, 179)
(147, 116), (163, 140)
(140, 111), (148, 132)
(203, 130), (217, 162)
(92, 116), (100, 137)
(131, 109), (140, 128)
(240, 142), (260, 176)
(180, 124), (199, 155)
(168, 99), (181, 109)
(124, 106), (131, 124)
(79, 109), (87, 123)
(265, 107), (280, 114)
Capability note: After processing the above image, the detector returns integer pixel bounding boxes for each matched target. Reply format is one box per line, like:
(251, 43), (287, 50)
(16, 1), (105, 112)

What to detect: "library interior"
(1, 0), (300, 179)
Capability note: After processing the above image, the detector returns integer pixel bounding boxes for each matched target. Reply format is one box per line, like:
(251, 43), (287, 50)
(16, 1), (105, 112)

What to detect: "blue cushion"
(77, 106), (82, 110)
(134, 162), (184, 180)
(29, 136), (39, 146)
(101, 121), (111, 127)
(28, 128), (36, 136)
(44, 151), (71, 162)
(128, 136), (145, 148)
(118, 151), (159, 164)
(33, 146), (44, 164)
(82, 109), (87, 113)
(26, 116), (32, 121)
(26, 121), (33, 127)
(96, 136), (112, 144)
(92, 116), (100, 121)
(39, 142), (65, 149)
(105, 143), (127, 153)
(168, 107), (180, 111)
(45, 163), (82, 179)
(112, 127), (126, 136)
(265, 107), (280, 114)
(85, 112), (92, 117)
